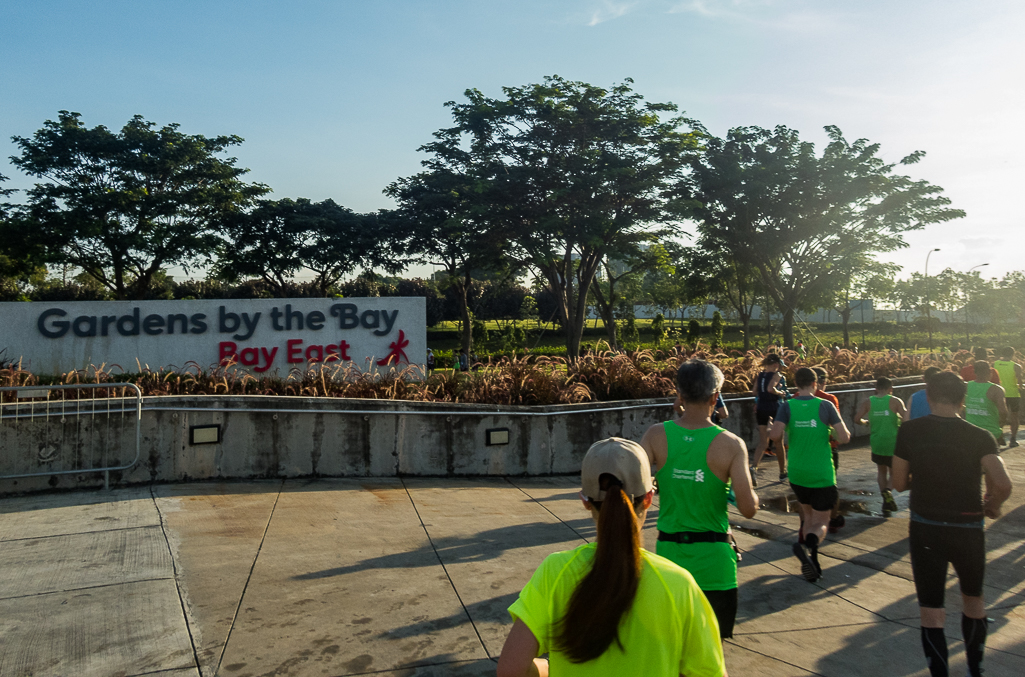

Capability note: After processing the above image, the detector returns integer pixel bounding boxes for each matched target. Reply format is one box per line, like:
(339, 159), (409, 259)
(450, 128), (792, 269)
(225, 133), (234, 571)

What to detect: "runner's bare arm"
(892, 456), (911, 492)
(982, 454), (1013, 519)
(832, 413), (852, 445)
(724, 435), (758, 518)
(989, 385), (1009, 422)
(891, 396), (909, 422)
(497, 620), (548, 677)
(855, 399), (870, 426)
(639, 422), (669, 473)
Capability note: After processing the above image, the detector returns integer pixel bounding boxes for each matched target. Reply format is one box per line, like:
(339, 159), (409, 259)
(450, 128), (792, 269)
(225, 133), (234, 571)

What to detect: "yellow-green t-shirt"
(508, 543), (726, 677)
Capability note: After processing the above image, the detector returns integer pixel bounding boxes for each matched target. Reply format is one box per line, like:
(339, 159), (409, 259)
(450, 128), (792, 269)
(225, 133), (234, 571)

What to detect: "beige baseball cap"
(581, 437), (654, 502)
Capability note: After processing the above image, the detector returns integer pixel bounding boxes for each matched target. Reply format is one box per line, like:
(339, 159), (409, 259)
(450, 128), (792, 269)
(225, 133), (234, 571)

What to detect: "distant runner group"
(499, 348), (1018, 677)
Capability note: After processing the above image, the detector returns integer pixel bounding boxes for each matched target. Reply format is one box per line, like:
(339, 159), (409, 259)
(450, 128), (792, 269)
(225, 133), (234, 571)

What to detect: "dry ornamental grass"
(0, 348), (999, 405)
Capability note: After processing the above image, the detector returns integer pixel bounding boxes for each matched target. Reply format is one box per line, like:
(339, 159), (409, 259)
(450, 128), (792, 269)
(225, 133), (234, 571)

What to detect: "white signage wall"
(0, 297), (426, 375)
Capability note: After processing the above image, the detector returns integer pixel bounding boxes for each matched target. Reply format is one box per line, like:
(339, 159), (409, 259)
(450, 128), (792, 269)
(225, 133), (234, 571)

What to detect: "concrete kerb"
(0, 379), (928, 496)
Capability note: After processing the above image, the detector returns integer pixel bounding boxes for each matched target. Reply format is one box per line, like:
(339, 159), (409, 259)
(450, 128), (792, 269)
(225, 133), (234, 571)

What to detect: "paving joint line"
(740, 543), (899, 623)
(400, 477), (491, 660)
(128, 666), (199, 677)
(151, 484), (202, 675)
(0, 523), (160, 543)
(732, 619), (885, 637)
(504, 476), (591, 543)
(0, 576), (174, 602)
(213, 478), (284, 677)
(884, 613), (1025, 657)
(345, 656), (497, 676)
(726, 637), (829, 676)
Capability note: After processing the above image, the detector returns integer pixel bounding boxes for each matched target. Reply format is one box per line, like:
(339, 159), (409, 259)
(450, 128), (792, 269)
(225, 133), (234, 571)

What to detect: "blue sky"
(2, 0), (1022, 280)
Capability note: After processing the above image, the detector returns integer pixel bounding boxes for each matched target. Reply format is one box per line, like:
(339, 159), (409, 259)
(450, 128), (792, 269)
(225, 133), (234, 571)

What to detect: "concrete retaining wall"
(0, 379), (925, 495)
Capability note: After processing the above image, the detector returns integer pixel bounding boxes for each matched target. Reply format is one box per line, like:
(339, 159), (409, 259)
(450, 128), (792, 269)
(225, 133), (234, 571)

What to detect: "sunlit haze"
(2, 0), (1021, 280)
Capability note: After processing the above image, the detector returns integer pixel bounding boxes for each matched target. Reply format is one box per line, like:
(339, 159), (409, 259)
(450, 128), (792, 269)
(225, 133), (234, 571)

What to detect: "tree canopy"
(9, 111), (269, 299)
(682, 124), (965, 347)
(215, 197), (398, 297)
(413, 75), (703, 358)
(386, 168), (514, 356)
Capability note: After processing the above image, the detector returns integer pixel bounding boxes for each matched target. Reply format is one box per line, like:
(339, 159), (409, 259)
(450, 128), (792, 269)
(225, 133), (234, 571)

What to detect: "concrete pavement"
(1, 441), (1024, 676)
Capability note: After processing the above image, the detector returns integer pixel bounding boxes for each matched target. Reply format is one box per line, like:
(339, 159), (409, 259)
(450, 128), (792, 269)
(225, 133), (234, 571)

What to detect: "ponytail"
(556, 475), (644, 663)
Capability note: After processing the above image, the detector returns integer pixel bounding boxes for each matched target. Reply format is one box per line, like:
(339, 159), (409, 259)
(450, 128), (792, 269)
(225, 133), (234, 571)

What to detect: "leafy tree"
(392, 278), (445, 328)
(679, 245), (759, 350)
(711, 310), (724, 350)
(887, 275), (926, 343)
(687, 319), (701, 344)
(591, 243), (674, 348)
(824, 258), (899, 347)
(651, 313), (668, 347)
(683, 125), (964, 347)
(215, 197), (396, 297)
(420, 76), (702, 359)
(10, 111), (269, 299)
(386, 169), (513, 357)
(520, 295), (540, 327)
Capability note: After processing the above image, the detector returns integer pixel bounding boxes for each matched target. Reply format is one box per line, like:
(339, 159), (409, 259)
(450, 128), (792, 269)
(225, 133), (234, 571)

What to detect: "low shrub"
(0, 347), (984, 405)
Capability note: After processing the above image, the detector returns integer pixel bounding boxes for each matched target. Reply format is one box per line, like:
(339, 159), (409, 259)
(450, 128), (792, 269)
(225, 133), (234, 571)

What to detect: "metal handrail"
(139, 381), (923, 417)
(0, 383), (142, 489)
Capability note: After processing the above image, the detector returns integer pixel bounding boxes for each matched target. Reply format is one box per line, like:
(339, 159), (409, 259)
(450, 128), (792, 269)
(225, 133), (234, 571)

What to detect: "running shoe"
(792, 541), (820, 582)
(882, 490), (898, 513)
(828, 515), (845, 534)
(764, 442), (776, 457)
(1009, 439), (1019, 448)
(779, 471), (788, 482)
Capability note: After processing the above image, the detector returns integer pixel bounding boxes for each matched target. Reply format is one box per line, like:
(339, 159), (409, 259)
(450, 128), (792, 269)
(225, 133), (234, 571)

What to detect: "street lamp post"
(965, 263), (990, 344)
(924, 248), (940, 352)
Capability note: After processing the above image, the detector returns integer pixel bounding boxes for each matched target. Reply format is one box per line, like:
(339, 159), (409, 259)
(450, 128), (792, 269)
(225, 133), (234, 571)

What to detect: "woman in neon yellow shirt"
(497, 438), (727, 677)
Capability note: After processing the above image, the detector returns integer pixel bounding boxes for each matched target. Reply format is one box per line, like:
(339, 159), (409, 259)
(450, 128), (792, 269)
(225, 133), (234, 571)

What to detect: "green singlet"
(965, 380), (1002, 439)
(786, 397), (835, 488)
(994, 360), (1020, 398)
(869, 394), (900, 457)
(655, 422), (737, 591)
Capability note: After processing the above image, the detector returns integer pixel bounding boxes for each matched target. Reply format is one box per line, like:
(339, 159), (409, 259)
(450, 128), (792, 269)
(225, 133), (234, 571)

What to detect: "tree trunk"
(740, 312), (751, 351)
(457, 277), (473, 359)
(840, 307), (853, 348)
(590, 283), (618, 348)
(782, 308), (795, 349)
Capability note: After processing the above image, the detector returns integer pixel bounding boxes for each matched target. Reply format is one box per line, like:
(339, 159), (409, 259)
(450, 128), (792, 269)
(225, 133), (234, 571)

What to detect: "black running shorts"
(1007, 397), (1020, 415)
(756, 409), (775, 426)
(871, 453), (893, 467)
(909, 520), (985, 608)
(790, 483), (839, 512)
(701, 588), (738, 639)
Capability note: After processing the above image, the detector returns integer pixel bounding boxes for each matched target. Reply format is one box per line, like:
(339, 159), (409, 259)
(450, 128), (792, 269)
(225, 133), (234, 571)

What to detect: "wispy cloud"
(668, 0), (836, 32)
(587, 1), (638, 26)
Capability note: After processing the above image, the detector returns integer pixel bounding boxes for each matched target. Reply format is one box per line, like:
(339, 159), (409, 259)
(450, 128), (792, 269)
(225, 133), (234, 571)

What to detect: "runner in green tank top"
(770, 368), (851, 582)
(641, 359), (757, 639)
(965, 359), (1007, 442)
(994, 346), (1023, 447)
(855, 378), (907, 513)
(656, 423), (734, 589)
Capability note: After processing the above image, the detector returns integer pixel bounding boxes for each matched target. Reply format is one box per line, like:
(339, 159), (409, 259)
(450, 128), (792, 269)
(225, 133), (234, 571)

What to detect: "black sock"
(962, 614), (987, 677)
(921, 626), (949, 677)
(805, 533), (820, 567)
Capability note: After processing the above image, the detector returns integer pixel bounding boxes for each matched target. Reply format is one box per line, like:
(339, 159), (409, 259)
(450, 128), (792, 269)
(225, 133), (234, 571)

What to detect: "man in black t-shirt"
(893, 371), (1013, 677)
